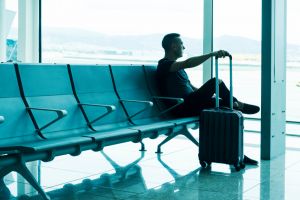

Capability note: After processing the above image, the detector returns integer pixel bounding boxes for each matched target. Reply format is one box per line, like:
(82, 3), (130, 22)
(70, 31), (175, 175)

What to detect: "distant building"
(6, 39), (17, 62)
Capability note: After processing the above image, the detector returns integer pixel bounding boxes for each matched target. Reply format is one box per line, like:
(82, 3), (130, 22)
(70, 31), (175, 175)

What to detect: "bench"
(0, 63), (199, 199)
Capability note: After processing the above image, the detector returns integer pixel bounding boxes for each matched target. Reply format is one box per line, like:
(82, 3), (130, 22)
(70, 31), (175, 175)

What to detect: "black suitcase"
(199, 55), (245, 171)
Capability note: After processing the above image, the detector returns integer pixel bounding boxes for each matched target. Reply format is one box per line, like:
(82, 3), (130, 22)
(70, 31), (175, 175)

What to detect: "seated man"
(157, 33), (259, 165)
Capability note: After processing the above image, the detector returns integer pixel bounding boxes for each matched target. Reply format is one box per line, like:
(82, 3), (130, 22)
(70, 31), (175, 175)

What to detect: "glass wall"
(1, 0), (18, 62)
(42, 0), (203, 67)
(213, 0), (261, 132)
(286, 0), (300, 135)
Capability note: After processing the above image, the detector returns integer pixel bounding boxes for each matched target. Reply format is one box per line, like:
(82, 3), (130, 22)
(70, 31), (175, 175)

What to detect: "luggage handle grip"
(215, 55), (233, 110)
(216, 53), (232, 60)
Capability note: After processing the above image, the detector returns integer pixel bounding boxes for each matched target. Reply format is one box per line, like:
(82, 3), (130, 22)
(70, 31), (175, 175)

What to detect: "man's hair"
(162, 33), (180, 51)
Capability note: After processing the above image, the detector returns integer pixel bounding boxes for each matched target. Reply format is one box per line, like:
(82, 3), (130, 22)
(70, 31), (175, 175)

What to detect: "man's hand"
(211, 50), (230, 58)
(169, 50), (230, 72)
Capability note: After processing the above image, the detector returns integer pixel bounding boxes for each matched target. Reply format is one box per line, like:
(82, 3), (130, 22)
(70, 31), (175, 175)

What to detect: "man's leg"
(187, 78), (237, 107)
(178, 78), (220, 117)
(175, 78), (259, 116)
(198, 78), (259, 114)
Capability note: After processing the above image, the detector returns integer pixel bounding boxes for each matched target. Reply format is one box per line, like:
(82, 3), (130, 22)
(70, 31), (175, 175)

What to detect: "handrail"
(27, 107), (67, 133)
(244, 117), (300, 137)
(79, 103), (116, 125)
(120, 99), (153, 120)
(152, 96), (184, 116)
(245, 117), (300, 125)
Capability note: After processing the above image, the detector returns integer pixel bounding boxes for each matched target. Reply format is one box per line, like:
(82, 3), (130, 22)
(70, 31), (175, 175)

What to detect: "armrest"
(120, 99), (153, 120)
(0, 116), (4, 124)
(79, 103), (116, 125)
(152, 96), (184, 116)
(27, 107), (68, 132)
(153, 96), (184, 102)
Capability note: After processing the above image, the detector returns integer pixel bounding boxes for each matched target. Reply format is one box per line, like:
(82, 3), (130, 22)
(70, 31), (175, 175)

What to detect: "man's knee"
(210, 77), (223, 84)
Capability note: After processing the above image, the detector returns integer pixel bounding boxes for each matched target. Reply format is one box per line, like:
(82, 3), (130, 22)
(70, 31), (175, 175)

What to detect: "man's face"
(172, 37), (185, 58)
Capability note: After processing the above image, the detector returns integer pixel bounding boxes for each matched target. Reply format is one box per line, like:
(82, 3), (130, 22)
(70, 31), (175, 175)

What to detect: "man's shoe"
(239, 103), (260, 115)
(244, 155), (258, 165)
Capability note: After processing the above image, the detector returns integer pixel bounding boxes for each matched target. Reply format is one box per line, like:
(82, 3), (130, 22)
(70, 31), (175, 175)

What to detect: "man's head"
(162, 33), (185, 58)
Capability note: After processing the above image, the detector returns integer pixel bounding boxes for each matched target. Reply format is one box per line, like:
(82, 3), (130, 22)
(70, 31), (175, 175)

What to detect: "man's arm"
(169, 50), (229, 72)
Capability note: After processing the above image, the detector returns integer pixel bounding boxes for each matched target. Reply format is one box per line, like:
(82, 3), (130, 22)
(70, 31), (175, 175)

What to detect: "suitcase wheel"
(240, 161), (245, 169)
(234, 163), (241, 171)
(234, 161), (245, 171)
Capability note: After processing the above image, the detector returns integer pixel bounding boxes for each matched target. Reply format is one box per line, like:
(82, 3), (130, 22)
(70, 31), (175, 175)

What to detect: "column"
(17, 0), (39, 62)
(17, 1), (40, 196)
(203, 0), (213, 83)
(261, 0), (286, 159)
(0, 0), (6, 61)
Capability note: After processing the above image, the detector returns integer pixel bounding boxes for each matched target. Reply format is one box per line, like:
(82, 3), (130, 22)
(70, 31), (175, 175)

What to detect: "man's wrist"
(208, 52), (215, 57)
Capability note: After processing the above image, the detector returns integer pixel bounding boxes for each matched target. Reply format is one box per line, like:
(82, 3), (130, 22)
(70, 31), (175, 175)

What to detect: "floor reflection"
(39, 150), (145, 200)
(2, 133), (300, 200)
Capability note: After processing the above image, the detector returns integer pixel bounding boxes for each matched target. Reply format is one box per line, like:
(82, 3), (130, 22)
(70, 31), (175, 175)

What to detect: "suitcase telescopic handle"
(215, 55), (233, 110)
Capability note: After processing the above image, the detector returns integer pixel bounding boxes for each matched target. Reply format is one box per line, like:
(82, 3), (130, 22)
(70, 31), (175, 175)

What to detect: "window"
(42, 0), (203, 68)
(287, 0), (300, 135)
(1, 0), (18, 62)
(213, 0), (261, 132)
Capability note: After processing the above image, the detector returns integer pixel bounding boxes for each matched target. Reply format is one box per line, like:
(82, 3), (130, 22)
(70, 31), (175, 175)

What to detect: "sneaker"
(244, 155), (258, 165)
(238, 103), (260, 114)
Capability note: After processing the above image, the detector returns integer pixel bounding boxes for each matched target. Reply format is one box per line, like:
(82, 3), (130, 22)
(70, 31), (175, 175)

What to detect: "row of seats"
(0, 63), (199, 200)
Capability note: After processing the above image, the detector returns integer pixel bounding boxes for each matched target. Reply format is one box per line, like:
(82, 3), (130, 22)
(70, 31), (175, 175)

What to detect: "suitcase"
(198, 55), (245, 171)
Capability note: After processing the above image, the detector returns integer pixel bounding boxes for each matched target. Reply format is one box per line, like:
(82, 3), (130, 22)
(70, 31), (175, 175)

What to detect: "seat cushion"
(85, 128), (139, 142)
(130, 121), (174, 132)
(166, 116), (199, 126)
(24, 136), (93, 152)
(0, 136), (93, 153)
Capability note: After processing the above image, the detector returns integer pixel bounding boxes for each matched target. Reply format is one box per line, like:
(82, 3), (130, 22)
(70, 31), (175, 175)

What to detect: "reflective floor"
(2, 130), (300, 200)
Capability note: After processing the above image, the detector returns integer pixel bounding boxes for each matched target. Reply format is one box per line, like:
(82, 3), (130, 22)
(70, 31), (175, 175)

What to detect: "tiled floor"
(2, 130), (300, 200)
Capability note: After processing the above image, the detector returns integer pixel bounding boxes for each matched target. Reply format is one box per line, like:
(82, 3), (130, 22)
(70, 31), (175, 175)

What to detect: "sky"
(5, 0), (300, 44)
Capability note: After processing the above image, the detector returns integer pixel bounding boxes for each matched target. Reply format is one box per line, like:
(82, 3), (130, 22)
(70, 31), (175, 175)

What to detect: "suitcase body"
(199, 108), (244, 170)
(198, 55), (245, 171)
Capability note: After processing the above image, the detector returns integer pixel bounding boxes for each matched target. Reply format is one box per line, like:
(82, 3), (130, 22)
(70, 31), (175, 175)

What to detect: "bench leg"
(0, 178), (11, 199)
(181, 128), (199, 147)
(156, 131), (179, 154)
(0, 162), (50, 200)
(139, 142), (146, 151)
(156, 127), (198, 154)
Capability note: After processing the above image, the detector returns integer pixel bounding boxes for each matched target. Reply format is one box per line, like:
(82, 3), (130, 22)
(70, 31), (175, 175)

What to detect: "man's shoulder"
(158, 58), (174, 65)
(157, 58), (175, 72)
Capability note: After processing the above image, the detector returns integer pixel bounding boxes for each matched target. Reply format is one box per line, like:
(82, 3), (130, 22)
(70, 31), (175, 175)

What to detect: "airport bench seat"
(70, 64), (194, 144)
(0, 136), (91, 153)
(0, 63), (199, 200)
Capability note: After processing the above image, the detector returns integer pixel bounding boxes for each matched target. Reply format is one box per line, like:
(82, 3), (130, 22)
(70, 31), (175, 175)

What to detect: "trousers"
(173, 78), (237, 117)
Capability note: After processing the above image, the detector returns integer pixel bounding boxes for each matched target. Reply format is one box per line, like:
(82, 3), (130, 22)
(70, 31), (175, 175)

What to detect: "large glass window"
(2, 0), (18, 62)
(213, 0), (261, 132)
(286, 0), (300, 135)
(42, 0), (203, 68)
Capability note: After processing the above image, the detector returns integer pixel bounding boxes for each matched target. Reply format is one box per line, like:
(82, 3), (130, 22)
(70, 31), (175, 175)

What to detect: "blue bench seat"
(69, 64), (176, 143)
(0, 63), (199, 200)
(111, 65), (199, 152)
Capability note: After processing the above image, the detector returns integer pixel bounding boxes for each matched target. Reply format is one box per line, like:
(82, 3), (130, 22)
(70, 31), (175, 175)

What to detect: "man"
(157, 33), (259, 165)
